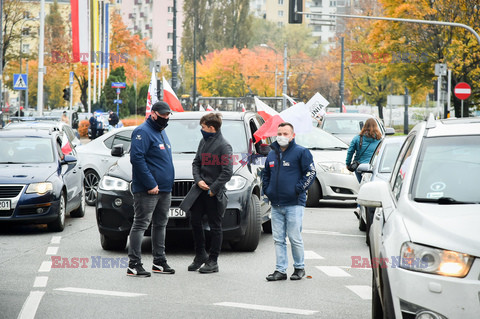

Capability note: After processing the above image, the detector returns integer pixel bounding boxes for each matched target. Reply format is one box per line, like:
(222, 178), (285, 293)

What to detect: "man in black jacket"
(180, 113), (233, 273)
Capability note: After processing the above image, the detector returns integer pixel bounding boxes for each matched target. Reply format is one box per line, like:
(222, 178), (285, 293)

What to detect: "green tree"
(102, 67), (130, 117)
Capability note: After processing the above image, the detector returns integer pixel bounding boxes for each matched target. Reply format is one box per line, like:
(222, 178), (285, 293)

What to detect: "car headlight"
(99, 176), (129, 191)
(225, 176), (247, 191)
(26, 182), (53, 194)
(317, 161), (352, 175)
(400, 242), (474, 277)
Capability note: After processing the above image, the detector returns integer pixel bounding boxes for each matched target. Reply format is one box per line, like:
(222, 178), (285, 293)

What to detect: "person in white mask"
(262, 122), (316, 281)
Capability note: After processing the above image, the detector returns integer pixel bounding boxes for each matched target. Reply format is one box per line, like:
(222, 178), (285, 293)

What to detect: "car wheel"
(100, 233), (127, 251)
(231, 194), (261, 252)
(306, 180), (321, 207)
(84, 170), (100, 206)
(262, 220), (272, 233)
(70, 187), (86, 218)
(372, 270), (384, 319)
(48, 192), (66, 232)
(358, 206), (367, 231)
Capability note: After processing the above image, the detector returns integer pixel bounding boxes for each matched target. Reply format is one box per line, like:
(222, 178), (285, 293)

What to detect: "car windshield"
(378, 142), (403, 173)
(295, 127), (348, 149)
(166, 119), (248, 154)
(322, 117), (365, 134)
(412, 136), (480, 204)
(0, 137), (54, 164)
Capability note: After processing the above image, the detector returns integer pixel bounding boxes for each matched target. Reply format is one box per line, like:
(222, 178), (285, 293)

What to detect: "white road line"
(316, 266), (352, 277)
(303, 229), (364, 238)
(346, 285), (372, 300)
(340, 266), (372, 270)
(54, 287), (146, 297)
(304, 250), (324, 259)
(33, 277), (48, 288)
(214, 302), (318, 316)
(38, 261), (52, 273)
(50, 236), (61, 244)
(45, 247), (58, 255)
(17, 291), (45, 319)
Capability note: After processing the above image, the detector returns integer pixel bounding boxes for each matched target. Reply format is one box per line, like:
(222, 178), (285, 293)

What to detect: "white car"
(296, 127), (359, 206)
(76, 126), (136, 205)
(357, 115), (480, 318)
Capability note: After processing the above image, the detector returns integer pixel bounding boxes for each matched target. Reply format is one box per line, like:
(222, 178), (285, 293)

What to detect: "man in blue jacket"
(262, 122), (316, 281)
(127, 101), (175, 277)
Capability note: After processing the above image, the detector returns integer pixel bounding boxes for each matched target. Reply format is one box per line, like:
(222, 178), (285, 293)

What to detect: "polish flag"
(162, 77), (184, 112)
(145, 68), (158, 118)
(199, 105), (205, 111)
(206, 105), (214, 111)
(61, 133), (73, 155)
(254, 97), (279, 121)
(342, 102), (347, 113)
(242, 105), (246, 112)
(71, 0), (89, 63)
(254, 102), (313, 143)
(282, 93), (297, 105)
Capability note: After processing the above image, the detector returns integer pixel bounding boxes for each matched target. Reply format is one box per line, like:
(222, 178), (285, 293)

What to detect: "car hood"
(309, 149), (348, 163)
(330, 134), (355, 145)
(402, 202), (480, 257)
(0, 163), (56, 184)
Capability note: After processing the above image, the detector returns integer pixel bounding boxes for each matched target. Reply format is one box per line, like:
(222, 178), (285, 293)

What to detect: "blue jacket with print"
(130, 117), (174, 193)
(262, 139), (316, 207)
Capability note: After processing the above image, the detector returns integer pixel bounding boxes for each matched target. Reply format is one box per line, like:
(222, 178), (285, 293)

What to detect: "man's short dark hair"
(278, 122), (294, 132)
(200, 113), (223, 131)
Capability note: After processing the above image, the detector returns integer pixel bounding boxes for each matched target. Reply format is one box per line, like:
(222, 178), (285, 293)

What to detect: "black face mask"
(154, 116), (169, 129)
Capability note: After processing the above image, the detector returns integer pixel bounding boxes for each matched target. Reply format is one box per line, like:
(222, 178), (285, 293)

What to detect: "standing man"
(89, 112), (97, 140)
(108, 110), (119, 128)
(127, 101), (175, 277)
(180, 113), (233, 274)
(262, 122), (316, 281)
(61, 111), (69, 124)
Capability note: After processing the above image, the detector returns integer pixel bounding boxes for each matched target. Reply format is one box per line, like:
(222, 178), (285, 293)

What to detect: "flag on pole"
(61, 133), (73, 155)
(199, 105), (205, 111)
(206, 104), (214, 111)
(162, 77), (184, 112)
(282, 93), (297, 106)
(241, 104), (246, 112)
(254, 97), (279, 121)
(71, 0), (89, 63)
(342, 102), (347, 113)
(145, 68), (158, 118)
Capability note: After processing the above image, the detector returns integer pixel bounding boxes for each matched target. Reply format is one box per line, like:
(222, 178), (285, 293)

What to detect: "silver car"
(357, 115), (480, 318)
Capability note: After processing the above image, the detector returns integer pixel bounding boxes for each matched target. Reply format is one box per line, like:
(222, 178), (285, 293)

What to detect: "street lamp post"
(282, 43), (287, 111)
(259, 44), (279, 96)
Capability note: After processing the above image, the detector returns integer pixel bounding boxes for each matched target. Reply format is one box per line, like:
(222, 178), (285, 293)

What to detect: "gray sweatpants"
(128, 192), (171, 265)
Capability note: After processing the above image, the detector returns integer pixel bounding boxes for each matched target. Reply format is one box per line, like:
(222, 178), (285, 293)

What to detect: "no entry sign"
(454, 82), (471, 100)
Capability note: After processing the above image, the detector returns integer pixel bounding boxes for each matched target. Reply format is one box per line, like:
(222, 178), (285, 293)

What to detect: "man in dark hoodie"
(262, 122), (316, 281)
(127, 101), (175, 277)
(180, 113), (233, 274)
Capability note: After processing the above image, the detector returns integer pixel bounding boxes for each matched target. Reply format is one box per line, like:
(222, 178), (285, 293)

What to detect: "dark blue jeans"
(128, 192), (171, 265)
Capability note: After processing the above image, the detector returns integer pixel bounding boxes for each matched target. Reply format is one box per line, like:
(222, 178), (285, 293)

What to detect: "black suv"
(96, 112), (272, 251)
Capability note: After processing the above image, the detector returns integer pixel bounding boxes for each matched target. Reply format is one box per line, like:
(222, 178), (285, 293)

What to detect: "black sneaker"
(127, 263), (151, 277)
(152, 261), (175, 274)
(290, 268), (306, 280)
(266, 270), (287, 281)
(199, 260), (219, 273)
(187, 254), (209, 271)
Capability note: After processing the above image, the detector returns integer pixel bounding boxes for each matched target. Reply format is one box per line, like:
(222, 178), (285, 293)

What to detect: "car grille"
(172, 180), (194, 197)
(0, 185), (24, 198)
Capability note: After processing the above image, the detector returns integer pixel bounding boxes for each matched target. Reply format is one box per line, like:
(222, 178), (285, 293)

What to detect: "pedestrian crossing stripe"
(13, 74), (28, 89)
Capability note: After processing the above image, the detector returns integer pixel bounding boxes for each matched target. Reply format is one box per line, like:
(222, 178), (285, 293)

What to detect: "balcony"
(145, 24), (152, 30)
(128, 13), (136, 19)
(134, 0), (141, 5)
(140, 12), (145, 18)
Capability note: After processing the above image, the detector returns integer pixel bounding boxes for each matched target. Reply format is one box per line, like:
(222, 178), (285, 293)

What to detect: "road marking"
(214, 302), (318, 315)
(303, 229), (364, 238)
(38, 261), (52, 273)
(340, 266), (372, 270)
(45, 247), (58, 255)
(304, 250), (324, 259)
(17, 291), (45, 319)
(346, 285), (372, 300)
(50, 236), (61, 244)
(54, 287), (146, 297)
(33, 276), (48, 288)
(316, 266), (352, 277)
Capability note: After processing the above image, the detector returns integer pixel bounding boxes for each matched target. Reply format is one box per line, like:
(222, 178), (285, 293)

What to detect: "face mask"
(154, 116), (169, 129)
(201, 129), (215, 140)
(277, 136), (290, 147)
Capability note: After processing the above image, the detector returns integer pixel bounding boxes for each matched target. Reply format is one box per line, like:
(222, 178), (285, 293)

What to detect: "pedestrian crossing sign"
(13, 74), (28, 90)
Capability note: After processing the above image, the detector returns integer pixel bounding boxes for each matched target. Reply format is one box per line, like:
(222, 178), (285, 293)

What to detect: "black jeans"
(190, 190), (222, 262)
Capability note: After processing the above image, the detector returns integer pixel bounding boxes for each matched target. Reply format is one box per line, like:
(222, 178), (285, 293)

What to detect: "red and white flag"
(145, 68), (158, 118)
(61, 133), (73, 155)
(282, 93), (297, 106)
(71, 0), (89, 63)
(254, 97), (279, 121)
(241, 104), (246, 112)
(342, 102), (347, 113)
(206, 105), (214, 111)
(162, 77), (184, 112)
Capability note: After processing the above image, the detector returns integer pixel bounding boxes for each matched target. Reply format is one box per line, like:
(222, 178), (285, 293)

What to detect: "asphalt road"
(0, 201), (371, 319)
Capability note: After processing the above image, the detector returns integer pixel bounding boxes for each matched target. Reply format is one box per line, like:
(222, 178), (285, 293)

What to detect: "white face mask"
(277, 136), (290, 147)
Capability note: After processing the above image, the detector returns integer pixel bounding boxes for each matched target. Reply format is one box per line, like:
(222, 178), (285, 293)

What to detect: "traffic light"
(288, 0), (303, 24)
(62, 88), (70, 101)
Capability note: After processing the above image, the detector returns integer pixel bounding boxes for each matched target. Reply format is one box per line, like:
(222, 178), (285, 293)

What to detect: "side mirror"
(111, 144), (124, 157)
(357, 163), (372, 174)
(258, 143), (271, 156)
(62, 154), (77, 164)
(385, 127), (395, 135)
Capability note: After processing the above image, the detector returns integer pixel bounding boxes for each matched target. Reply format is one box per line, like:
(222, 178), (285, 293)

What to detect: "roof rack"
(9, 116), (61, 122)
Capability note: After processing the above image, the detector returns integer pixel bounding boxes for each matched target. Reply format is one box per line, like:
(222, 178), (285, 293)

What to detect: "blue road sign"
(111, 82), (126, 88)
(69, 71), (74, 85)
(114, 99), (123, 104)
(13, 74), (28, 90)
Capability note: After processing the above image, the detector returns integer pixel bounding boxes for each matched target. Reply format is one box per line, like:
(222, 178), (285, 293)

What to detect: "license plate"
(169, 208), (186, 218)
(0, 200), (11, 210)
